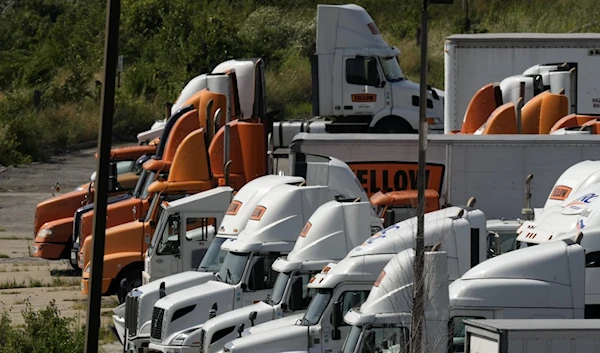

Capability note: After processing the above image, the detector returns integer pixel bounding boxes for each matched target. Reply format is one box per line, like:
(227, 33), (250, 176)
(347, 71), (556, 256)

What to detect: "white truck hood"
(196, 301), (278, 350)
(242, 313), (305, 336)
(225, 323), (308, 353)
(152, 280), (235, 344)
(114, 271), (214, 337)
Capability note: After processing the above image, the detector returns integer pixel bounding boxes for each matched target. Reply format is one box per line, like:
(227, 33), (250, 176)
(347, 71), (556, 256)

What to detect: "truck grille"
(198, 329), (206, 353)
(125, 294), (139, 336)
(150, 307), (165, 340)
(73, 211), (83, 243)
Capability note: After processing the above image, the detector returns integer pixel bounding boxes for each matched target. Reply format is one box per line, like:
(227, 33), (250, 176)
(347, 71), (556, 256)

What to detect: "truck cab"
(341, 250), (450, 353)
(448, 236), (586, 353)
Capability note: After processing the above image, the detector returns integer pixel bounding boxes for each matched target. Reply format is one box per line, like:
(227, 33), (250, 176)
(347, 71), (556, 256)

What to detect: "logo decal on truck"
(351, 93), (377, 103)
(348, 162), (445, 196)
(549, 185), (572, 201)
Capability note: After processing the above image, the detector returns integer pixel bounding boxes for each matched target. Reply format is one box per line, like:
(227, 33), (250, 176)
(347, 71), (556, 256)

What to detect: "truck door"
(151, 214), (183, 279)
(181, 215), (219, 272)
(342, 55), (388, 117)
(240, 252), (281, 307)
(585, 251), (600, 317)
(317, 289), (369, 353)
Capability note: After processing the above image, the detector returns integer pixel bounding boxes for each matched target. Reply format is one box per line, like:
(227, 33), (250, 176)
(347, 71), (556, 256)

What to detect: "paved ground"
(0, 145), (123, 351)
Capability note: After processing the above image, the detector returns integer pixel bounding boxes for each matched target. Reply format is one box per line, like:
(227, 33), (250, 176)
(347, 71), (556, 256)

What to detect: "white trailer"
(463, 319), (600, 353)
(288, 133), (600, 219)
(444, 33), (600, 133)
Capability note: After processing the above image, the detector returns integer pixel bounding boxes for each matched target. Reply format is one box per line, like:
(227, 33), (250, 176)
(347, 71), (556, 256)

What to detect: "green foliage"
(1, 0), (600, 164)
(0, 300), (85, 353)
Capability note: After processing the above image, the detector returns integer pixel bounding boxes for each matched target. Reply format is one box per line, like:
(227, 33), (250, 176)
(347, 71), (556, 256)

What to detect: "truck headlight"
(37, 228), (53, 238)
(170, 327), (197, 346)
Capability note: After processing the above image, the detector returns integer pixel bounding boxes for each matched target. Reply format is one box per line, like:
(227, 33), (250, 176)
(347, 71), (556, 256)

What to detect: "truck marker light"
(226, 201), (242, 216)
(374, 270), (386, 287)
(309, 277), (315, 283)
(322, 266), (331, 273)
(299, 222), (312, 237)
(250, 206), (266, 221)
(367, 22), (379, 35)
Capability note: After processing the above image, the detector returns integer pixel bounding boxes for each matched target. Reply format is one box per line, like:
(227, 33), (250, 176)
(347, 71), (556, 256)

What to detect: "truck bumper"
(112, 314), (126, 345)
(32, 242), (66, 259)
(80, 272), (111, 295)
(126, 335), (151, 353)
(148, 343), (198, 353)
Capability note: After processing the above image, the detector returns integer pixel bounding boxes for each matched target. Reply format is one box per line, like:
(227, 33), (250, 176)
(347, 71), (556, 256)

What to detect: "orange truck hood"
(34, 189), (87, 234)
(81, 220), (152, 273)
(34, 217), (75, 243)
(79, 197), (149, 241)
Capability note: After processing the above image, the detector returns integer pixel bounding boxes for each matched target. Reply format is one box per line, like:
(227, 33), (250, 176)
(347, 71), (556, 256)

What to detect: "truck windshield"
(216, 252), (249, 285)
(342, 326), (362, 353)
(379, 56), (404, 82)
(148, 210), (170, 256)
(198, 237), (228, 272)
(139, 171), (157, 199)
(133, 170), (149, 198)
(298, 289), (332, 326)
(268, 272), (290, 305)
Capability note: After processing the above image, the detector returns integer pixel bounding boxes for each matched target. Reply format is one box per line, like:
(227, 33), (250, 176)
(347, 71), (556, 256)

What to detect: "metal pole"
(411, 0), (428, 353)
(85, 0), (120, 352)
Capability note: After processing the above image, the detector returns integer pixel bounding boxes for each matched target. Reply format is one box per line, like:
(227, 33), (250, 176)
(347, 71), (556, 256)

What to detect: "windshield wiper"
(215, 273), (223, 282)
(226, 269), (233, 284)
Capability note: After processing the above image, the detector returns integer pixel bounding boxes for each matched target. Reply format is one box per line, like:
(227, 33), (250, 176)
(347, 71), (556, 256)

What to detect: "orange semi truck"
(32, 145), (156, 262)
(80, 58), (269, 300)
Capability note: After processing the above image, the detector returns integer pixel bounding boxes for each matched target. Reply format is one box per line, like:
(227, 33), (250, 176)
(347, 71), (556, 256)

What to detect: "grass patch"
(0, 276), (80, 290)
(0, 254), (10, 259)
(0, 227), (6, 232)
(0, 291), (21, 295)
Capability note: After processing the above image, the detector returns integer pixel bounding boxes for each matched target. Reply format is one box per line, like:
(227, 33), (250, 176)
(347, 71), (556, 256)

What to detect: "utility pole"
(84, 1), (120, 352)
(410, 0), (428, 352)
(411, 0), (453, 352)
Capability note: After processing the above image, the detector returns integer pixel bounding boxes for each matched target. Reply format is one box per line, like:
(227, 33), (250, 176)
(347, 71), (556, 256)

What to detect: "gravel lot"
(0, 145), (125, 351)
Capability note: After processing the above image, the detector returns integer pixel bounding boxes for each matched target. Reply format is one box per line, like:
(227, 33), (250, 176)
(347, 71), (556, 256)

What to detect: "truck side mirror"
(332, 300), (343, 328)
(248, 311), (257, 326)
(288, 277), (304, 311)
(237, 323), (245, 338)
(379, 80), (387, 88)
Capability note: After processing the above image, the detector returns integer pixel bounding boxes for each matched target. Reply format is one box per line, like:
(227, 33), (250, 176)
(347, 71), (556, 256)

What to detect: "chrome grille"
(73, 211), (83, 243)
(125, 294), (139, 336)
(150, 307), (165, 340)
(199, 329), (206, 353)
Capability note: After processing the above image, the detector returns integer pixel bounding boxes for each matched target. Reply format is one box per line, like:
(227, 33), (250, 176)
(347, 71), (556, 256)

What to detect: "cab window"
(247, 253), (281, 291)
(360, 325), (409, 353)
(116, 160), (135, 174)
(330, 291), (370, 326)
(156, 215), (180, 256)
(346, 56), (381, 87)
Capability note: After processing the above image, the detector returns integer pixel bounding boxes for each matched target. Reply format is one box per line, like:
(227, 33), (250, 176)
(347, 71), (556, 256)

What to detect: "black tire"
(116, 268), (142, 304)
(374, 118), (415, 133)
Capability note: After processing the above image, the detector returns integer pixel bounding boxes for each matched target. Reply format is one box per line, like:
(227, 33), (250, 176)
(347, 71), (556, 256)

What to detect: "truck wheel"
(117, 268), (142, 304)
(374, 118), (415, 133)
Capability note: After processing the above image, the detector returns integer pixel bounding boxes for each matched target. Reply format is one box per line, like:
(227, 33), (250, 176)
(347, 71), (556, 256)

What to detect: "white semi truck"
(335, 234), (586, 353)
(218, 205), (487, 353)
(153, 199), (381, 353)
(146, 179), (370, 352)
(118, 156), (369, 352)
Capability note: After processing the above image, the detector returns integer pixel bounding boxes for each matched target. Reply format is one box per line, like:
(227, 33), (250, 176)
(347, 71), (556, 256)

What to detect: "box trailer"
(288, 133), (600, 219)
(463, 319), (600, 353)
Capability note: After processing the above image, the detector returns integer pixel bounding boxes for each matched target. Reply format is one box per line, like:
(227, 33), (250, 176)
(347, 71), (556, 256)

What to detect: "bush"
(0, 300), (85, 353)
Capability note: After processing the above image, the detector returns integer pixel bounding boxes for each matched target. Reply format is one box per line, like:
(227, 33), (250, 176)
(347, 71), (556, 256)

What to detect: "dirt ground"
(0, 145), (126, 351)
